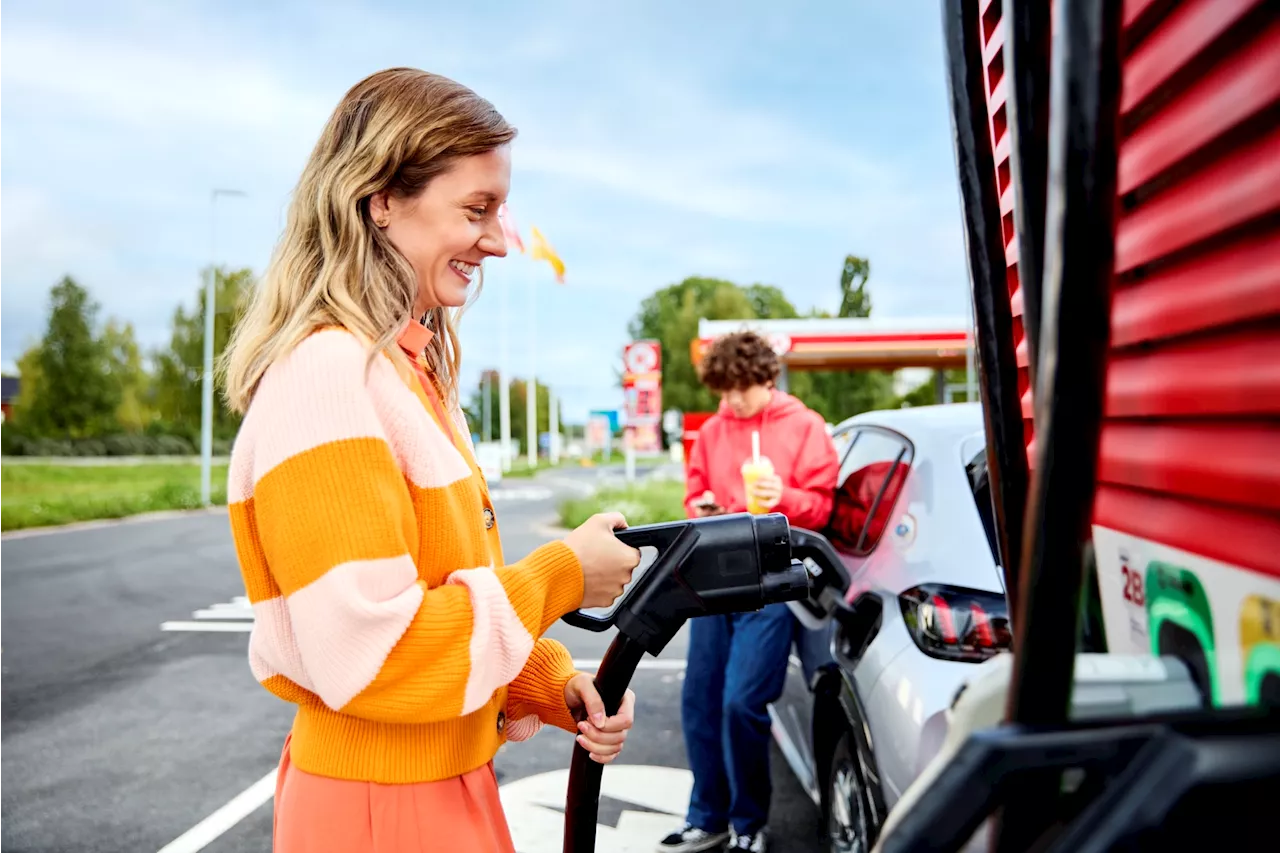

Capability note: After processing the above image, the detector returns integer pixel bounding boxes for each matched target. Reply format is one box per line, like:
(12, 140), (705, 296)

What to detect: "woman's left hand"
(564, 673), (635, 764)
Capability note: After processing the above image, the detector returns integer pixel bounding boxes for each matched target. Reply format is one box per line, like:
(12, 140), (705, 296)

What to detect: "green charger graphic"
(1146, 561), (1218, 706)
(1239, 595), (1280, 708)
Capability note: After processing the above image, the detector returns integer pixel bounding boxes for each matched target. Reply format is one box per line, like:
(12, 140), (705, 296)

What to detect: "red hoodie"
(684, 391), (840, 531)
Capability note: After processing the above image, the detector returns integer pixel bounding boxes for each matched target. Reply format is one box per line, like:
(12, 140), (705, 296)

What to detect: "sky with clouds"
(2, 0), (969, 424)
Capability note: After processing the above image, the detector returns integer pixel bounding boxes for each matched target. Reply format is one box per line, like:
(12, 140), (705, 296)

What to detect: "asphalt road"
(2, 464), (822, 853)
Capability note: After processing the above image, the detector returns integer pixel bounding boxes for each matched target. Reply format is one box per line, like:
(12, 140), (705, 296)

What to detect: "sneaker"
(656, 822), (730, 852)
(728, 828), (768, 852)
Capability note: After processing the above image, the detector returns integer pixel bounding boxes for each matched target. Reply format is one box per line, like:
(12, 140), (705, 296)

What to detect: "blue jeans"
(794, 618), (836, 686)
(682, 603), (794, 836)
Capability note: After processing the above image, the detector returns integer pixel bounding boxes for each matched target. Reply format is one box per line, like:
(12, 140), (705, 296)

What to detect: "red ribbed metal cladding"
(1095, 0), (1280, 579)
(979, 0), (1035, 467)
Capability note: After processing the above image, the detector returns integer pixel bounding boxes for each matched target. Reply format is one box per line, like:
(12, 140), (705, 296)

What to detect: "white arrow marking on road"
(161, 599), (693, 674)
(500, 765), (693, 853)
(161, 596), (254, 631)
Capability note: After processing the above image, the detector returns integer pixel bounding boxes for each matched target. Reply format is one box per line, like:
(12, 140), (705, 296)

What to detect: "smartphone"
(693, 495), (723, 513)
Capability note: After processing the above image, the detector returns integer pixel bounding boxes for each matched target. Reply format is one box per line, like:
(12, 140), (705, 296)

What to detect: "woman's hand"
(564, 513), (643, 609)
(564, 673), (635, 764)
(750, 473), (785, 510)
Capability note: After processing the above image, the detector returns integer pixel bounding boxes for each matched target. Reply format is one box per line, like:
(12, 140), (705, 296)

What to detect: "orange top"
(226, 324), (585, 784)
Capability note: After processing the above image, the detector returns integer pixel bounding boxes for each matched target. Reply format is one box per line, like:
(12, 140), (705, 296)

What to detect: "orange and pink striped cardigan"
(226, 324), (585, 785)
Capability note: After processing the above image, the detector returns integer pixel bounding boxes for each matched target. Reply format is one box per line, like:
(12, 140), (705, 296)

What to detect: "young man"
(659, 331), (840, 853)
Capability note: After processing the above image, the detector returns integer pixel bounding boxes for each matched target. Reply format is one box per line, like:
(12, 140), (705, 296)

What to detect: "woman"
(221, 68), (642, 852)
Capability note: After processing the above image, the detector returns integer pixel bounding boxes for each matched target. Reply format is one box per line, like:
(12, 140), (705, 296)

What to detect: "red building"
(0, 376), (18, 422)
(682, 317), (975, 465)
(691, 316), (973, 391)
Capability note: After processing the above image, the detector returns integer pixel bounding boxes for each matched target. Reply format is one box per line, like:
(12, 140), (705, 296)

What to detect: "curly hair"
(698, 331), (780, 392)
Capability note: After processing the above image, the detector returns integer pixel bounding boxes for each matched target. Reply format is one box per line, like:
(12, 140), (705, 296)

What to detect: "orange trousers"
(272, 735), (518, 852)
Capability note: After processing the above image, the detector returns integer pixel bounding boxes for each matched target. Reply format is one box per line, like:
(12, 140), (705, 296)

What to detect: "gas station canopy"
(692, 317), (973, 372)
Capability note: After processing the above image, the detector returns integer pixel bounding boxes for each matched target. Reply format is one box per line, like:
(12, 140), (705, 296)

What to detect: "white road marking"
(191, 609), (254, 620)
(161, 621), (253, 632)
(154, 769), (276, 853)
(160, 596), (254, 631)
(500, 765), (692, 853)
(572, 659), (686, 672)
(490, 487), (555, 502)
(541, 476), (597, 497)
(159, 763), (693, 853)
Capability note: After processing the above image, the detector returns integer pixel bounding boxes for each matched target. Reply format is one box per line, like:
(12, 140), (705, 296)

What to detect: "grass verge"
(558, 478), (686, 529)
(2, 463), (230, 531)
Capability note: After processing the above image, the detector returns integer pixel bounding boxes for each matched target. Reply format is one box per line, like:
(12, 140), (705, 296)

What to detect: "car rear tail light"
(900, 584), (1012, 662)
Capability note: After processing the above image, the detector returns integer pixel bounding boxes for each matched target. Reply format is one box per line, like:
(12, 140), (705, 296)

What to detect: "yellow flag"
(529, 226), (566, 283)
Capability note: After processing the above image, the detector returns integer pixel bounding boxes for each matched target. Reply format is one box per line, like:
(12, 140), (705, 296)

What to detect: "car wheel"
(825, 731), (872, 853)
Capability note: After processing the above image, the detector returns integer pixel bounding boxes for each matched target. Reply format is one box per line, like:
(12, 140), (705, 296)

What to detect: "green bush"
(72, 438), (107, 457)
(0, 427), (206, 457)
(154, 434), (195, 455)
(559, 479), (687, 529)
(1, 462), (229, 530)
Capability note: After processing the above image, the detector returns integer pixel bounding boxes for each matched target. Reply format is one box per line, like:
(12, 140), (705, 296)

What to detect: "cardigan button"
(496, 710), (506, 735)
(483, 507), (495, 530)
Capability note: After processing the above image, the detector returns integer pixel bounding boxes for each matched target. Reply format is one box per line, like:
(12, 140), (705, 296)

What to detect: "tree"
(464, 372), (551, 456)
(153, 266), (253, 438)
(893, 368), (971, 408)
(800, 254), (896, 423)
(838, 255), (872, 318)
(23, 277), (120, 437)
(9, 344), (45, 429)
(628, 276), (800, 414)
(102, 320), (153, 432)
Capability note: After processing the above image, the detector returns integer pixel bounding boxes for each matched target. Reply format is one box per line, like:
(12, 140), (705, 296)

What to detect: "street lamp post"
(201, 188), (247, 506)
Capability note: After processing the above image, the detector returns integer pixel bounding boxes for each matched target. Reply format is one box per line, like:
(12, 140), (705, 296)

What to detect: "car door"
(771, 424), (915, 801)
(770, 423), (858, 803)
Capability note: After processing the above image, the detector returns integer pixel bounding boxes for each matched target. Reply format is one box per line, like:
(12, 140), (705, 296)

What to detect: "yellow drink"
(742, 456), (775, 514)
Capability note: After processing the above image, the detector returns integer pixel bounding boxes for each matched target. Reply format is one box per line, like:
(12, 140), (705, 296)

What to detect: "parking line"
(151, 658), (685, 851)
(191, 609), (255, 620)
(155, 769), (276, 853)
(160, 621), (253, 632)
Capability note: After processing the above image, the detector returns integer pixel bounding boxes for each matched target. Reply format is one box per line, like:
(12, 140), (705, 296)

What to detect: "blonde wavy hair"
(222, 68), (516, 413)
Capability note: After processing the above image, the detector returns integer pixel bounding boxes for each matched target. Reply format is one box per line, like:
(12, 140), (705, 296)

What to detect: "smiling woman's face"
(371, 145), (511, 316)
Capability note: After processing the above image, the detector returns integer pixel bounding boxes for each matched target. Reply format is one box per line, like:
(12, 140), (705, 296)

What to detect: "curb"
(530, 519), (572, 539)
(2, 505), (229, 541)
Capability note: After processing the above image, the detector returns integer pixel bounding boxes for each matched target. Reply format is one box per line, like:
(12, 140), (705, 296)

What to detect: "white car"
(771, 403), (1010, 853)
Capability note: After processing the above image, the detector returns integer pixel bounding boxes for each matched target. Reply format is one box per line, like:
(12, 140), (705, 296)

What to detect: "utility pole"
(201, 188), (247, 506)
(549, 391), (559, 465)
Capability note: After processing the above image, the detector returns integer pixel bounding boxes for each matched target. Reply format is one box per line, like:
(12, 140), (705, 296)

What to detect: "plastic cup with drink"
(742, 430), (775, 515)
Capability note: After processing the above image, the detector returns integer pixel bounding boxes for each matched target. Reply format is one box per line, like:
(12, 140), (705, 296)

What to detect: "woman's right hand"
(563, 512), (643, 609)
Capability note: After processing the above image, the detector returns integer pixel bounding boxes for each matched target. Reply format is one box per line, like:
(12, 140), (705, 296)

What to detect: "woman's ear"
(369, 192), (391, 229)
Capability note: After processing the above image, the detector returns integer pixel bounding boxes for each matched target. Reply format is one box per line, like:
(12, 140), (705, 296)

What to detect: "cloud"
(1, 0), (971, 419)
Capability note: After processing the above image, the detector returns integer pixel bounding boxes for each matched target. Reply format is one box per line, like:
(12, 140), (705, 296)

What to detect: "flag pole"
(527, 257), (538, 470)
(499, 263), (512, 472)
(549, 390), (559, 465)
